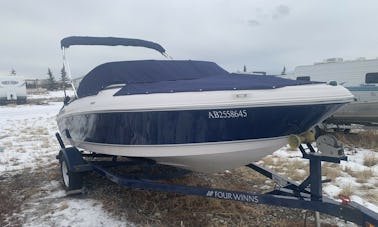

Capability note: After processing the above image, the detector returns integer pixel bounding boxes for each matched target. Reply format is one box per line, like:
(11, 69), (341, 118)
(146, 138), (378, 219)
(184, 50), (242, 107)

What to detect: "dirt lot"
(1, 163), (330, 227)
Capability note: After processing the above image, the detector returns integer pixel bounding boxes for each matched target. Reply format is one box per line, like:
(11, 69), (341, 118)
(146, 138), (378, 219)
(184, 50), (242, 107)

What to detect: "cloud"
(247, 4), (290, 27)
(273, 4), (290, 20)
(1, 1), (378, 77)
(247, 20), (260, 27)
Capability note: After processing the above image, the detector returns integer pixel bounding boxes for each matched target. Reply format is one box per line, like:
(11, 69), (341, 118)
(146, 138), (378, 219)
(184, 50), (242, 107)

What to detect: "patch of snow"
(0, 101), (134, 226)
(344, 148), (376, 167)
(272, 146), (300, 158)
(271, 141), (378, 217)
(323, 184), (341, 198)
(27, 89), (75, 100)
(21, 181), (132, 227)
(38, 180), (67, 199)
(0, 102), (62, 172)
(350, 195), (378, 213)
(296, 169), (306, 176)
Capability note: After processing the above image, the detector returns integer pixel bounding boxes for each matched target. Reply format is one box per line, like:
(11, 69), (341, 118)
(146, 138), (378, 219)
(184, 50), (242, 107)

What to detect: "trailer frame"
(55, 133), (378, 226)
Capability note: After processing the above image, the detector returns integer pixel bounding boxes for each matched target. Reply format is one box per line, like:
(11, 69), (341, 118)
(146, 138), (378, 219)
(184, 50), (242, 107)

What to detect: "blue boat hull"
(58, 103), (344, 146)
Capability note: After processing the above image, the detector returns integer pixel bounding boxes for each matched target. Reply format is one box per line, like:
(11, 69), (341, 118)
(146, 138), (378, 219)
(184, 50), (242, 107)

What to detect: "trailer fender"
(57, 147), (89, 172)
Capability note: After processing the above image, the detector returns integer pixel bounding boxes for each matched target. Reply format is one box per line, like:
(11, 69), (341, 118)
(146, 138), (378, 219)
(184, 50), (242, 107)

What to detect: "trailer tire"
(60, 156), (83, 191)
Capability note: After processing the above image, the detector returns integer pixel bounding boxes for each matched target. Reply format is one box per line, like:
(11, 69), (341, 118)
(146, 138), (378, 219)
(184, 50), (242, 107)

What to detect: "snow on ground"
(21, 180), (131, 227)
(0, 90), (377, 226)
(27, 89), (75, 100)
(0, 96), (132, 226)
(0, 102), (61, 172)
(261, 145), (378, 213)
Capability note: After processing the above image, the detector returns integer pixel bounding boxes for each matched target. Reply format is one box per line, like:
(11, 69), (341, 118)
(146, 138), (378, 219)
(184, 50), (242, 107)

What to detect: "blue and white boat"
(57, 36), (353, 173)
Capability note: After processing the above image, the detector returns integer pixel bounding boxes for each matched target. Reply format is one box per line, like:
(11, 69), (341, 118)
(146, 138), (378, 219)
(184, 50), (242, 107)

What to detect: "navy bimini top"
(76, 60), (315, 98)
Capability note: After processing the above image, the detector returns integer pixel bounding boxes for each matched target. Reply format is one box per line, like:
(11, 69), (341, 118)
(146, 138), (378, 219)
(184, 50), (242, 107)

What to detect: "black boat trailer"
(55, 133), (378, 226)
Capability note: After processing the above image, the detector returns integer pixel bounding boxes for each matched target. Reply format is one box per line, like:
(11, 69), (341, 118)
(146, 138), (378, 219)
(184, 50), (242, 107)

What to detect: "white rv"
(0, 76), (27, 104)
(293, 57), (378, 125)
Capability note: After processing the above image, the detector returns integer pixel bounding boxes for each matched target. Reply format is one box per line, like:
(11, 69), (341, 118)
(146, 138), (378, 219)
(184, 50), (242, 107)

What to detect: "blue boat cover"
(76, 60), (315, 98)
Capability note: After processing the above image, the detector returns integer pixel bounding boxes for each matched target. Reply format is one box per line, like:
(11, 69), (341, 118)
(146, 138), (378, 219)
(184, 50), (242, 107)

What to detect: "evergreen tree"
(47, 68), (58, 90)
(243, 65), (247, 72)
(10, 68), (16, 76)
(60, 65), (69, 89)
(281, 66), (286, 75)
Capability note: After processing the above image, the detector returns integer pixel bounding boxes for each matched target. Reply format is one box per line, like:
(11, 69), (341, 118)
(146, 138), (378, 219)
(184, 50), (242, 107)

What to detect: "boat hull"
(57, 84), (353, 172)
(58, 104), (343, 146)
(72, 137), (288, 172)
(57, 103), (344, 172)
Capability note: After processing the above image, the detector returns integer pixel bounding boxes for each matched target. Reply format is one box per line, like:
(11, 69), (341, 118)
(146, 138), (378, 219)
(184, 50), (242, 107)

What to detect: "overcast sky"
(1, 0), (378, 79)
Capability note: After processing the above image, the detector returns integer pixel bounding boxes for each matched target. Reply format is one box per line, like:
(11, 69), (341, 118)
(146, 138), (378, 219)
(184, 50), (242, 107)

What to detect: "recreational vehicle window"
(1, 80), (19, 85)
(365, 72), (378, 84)
(296, 76), (311, 81)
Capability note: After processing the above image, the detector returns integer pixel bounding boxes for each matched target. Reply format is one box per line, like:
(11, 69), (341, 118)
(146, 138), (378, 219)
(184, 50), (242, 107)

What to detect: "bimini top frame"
(60, 36), (169, 97)
(60, 36), (166, 54)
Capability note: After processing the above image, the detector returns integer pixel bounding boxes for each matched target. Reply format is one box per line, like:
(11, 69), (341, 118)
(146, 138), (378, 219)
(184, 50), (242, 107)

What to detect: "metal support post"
(309, 155), (322, 201)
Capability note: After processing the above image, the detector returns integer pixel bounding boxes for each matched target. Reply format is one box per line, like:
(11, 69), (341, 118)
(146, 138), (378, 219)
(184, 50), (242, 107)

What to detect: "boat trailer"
(55, 133), (378, 226)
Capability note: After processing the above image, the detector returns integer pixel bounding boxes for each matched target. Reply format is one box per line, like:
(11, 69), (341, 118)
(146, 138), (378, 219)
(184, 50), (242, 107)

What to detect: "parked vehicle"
(292, 57), (378, 126)
(0, 76), (27, 104)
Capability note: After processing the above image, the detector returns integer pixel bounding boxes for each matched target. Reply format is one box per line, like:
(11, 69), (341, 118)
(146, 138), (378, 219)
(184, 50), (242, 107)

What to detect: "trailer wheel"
(60, 156), (83, 191)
